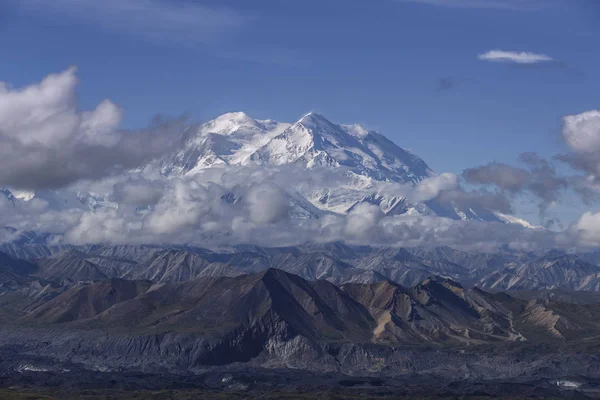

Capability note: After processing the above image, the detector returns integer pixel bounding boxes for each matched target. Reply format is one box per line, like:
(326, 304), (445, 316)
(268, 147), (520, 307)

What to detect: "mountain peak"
(295, 112), (336, 130)
(202, 112), (262, 135)
(258, 267), (294, 281)
(217, 111), (255, 123)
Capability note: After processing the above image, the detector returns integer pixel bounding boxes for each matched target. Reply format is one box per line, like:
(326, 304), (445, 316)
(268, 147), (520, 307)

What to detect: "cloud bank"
(0, 170), (555, 252)
(1, 68), (600, 252)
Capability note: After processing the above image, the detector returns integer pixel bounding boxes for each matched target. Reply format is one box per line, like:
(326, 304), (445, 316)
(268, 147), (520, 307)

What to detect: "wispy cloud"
(478, 50), (554, 64)
(17, 0), (248, 45)
(400, 0), (549, 10)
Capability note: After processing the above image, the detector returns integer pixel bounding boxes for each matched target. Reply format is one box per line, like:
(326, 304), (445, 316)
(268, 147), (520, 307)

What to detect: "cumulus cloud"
(344, 203), (385, 240)
(518, 152), (568, 206)
(409, 173), (459, 202)
(562, 110), (600, 154)
(0, 150), (550, 252)
(4, 68), (600, 252)
(112, 179), (164, 206)
(463, 153), (568, 215)
(437, 189), (514, 215)
(462, 107), (600, 244)
(569, 211), (600, 248)
(478, 50), (554, 64)
(556, 110), (600, 181)
(464, 162), (530, 192)
(16, 0), (247, 45)
(245, 183), (290, 224)
(0, 162), (570, 253)
(0, 67), (183, 189)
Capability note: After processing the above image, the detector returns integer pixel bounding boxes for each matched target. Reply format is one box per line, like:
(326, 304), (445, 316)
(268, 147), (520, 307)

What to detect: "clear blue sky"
(1, 0), (599, 222)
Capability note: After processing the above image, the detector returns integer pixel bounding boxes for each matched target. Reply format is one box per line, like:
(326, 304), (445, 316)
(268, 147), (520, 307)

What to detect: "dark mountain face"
(2, 265), (600, 384)
(21, 278), (153, 324)
(0, 251), (39, 293)
(0, 250), (38, 278)
(8, 268), (598, 347)
(34, 249), (108, 283)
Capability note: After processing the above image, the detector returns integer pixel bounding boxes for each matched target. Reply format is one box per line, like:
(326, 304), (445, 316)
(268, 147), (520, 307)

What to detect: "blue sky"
(1, 0), (599, 223)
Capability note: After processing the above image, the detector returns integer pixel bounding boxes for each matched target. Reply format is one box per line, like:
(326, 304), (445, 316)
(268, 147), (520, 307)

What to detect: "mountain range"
(2, 265), (600, 380)
(3, 241), (600, 293)
(1, 237), (600, 394)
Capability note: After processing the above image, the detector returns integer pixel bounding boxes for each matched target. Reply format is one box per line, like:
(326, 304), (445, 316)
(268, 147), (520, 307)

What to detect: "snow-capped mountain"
(5, 111), (531, 226)
(153, 112), (508, 222)
(249, 113), (433, 182)
(158, 111), (433, 183)
(158, 112), (291, 175)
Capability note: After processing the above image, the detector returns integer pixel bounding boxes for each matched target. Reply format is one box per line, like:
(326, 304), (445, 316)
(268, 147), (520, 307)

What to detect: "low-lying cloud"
(2, 68), (600, 252)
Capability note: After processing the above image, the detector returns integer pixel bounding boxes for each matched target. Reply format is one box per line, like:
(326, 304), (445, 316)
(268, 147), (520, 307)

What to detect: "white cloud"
(112, 179), (164, 206)
(16, 0), (247, 45)
(570, 211), (600, 248)
(478, 50), (554, 64)
(562, 110), (600, 155)
(0, 164), (556, 252)
(344, 203), (384, 239)
(0, 67), (183, 189)
(245, 183), (290, 224)
(2, 67), (596, 252)
(410, 173), (458, 202)
(556, 110), (600, 182)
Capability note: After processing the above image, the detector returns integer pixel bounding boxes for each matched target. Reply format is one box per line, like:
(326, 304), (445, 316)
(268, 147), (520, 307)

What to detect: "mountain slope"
(19, 269), (527, 346)
(156, 112), (512, 223)
(6, 269), (600, 378)
(248, 113), (433, 183)
(479, 252), (600, 291)
(34, 250), (108, 282)
(158, 112), (291, 175)
(22, 278), (153, 324)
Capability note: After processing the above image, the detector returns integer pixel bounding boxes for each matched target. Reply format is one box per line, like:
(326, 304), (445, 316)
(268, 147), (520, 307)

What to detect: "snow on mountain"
(8, 111), (532, 227)
(151, 111), (454, 220)
(1, 188), (16, 203)
(159, 112), (434, 184)
(493, 212), (542, 229)
(158, 112), (290, 176)
(250, 112), (434, 183)
(346, 194), (409, 216)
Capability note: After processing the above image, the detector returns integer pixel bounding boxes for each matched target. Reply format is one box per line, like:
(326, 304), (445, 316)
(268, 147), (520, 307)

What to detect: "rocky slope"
(4, 242), (600, 293)
(2, 269), (600, 382)
(478, 252), (600, 291)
